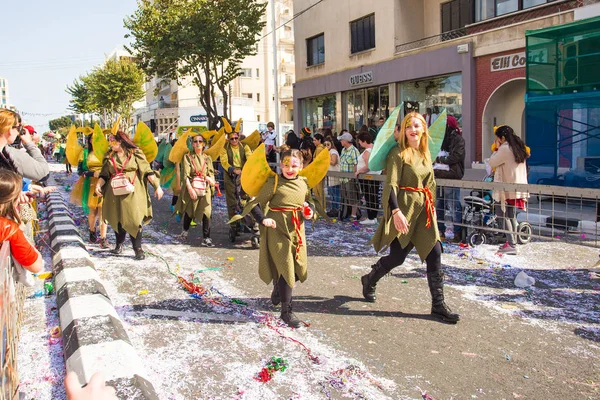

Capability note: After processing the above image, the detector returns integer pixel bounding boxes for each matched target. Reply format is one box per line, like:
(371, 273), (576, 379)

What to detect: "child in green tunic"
(247, 148), (314, 328)
(363, 112), (460, 323)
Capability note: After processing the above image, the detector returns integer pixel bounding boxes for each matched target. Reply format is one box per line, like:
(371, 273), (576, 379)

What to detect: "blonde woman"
(362, 112), (460, 323)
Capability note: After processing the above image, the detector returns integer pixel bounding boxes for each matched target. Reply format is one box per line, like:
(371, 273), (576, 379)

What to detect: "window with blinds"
(441, 0), (474, 33)
(350, 14), (375, 54)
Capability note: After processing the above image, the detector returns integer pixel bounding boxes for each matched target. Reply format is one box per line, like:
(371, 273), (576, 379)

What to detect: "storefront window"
(398, 73), (462, 125)
(344, 85), (389, 132)
(301, 94), (336, 132)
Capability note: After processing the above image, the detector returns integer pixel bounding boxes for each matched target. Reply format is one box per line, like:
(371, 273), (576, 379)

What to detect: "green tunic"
(176, 152), (214, 221)
(100, 148), (157, 237)
(371, 147), (440, 261)
(237, 175), (312, 288)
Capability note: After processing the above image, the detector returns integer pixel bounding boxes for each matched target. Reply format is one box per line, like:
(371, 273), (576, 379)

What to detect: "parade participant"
(232, 145), (329, 328)
(488, 125), (529, 255)
(354, 132), (381, 225)
(299, 127), (316, 163)
(176, 134), (216, 246)
(219, 120), (252, 234)
(0, 109), (49, 181)
(95, 131), (164, 260)
(312, 133), (326, 208)
(71, 134), (110, 247)
(362, 112), (460, 323)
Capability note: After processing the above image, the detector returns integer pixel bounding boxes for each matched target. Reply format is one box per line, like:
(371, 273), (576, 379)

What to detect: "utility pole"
(271, 0), (281, 152)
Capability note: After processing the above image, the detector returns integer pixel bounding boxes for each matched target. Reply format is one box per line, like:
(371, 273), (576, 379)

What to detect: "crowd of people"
(0, 108), (532, 395)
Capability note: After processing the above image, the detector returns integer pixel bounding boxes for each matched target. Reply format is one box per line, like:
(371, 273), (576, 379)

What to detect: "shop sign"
(491, 52), (526, 72)
(190, 114), (208, 123)
(349, 71), (373, 87)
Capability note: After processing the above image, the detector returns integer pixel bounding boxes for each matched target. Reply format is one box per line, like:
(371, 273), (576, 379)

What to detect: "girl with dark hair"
(71, 134), (109, 247)
(488, 125), (530, 255)
(95, 131), (164, 260)
(239, 148), (316, 328)
(0, 169), (43, 273)
(176, 134), (216, 246)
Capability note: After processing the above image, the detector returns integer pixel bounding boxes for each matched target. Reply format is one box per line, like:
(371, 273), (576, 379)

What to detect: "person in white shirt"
(261, 121), (277, 163)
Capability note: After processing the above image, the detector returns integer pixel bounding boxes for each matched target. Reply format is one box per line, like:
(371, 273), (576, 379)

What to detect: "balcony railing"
(395, 0), (599, 54)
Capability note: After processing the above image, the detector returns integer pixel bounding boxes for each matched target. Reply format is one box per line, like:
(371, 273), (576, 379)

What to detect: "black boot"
(89, 230), (97, 243)
(270, 284), (280, 306)
(280, 302), (302, 328)
(360, 260), (390, 302)
(134, 248), (146, 260)
(112, 243), (124, 255)
(427, 272), (460, 323)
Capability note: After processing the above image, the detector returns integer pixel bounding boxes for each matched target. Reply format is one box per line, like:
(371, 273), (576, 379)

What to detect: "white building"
(1, 78), (9, 108)
(132, 0), (295, 137)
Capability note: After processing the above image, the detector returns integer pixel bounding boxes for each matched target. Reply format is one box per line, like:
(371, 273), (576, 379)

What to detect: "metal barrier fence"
(0, 242), (26, 400)
(323, 171), (600, 248)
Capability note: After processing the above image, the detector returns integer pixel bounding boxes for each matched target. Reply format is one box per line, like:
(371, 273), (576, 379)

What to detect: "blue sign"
(190, 114), (208, 123)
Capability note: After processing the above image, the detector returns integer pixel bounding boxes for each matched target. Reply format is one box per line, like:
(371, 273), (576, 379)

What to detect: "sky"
(2, 0), (138, 132)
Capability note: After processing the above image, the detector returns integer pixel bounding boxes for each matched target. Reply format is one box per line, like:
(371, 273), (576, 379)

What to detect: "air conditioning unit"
(576, 156), (600, 174)
(560, 42), (579, 87)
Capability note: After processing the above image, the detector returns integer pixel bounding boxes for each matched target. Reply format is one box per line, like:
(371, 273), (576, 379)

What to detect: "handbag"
(188, 154), (207, 197)
(110, 153), (136, 196)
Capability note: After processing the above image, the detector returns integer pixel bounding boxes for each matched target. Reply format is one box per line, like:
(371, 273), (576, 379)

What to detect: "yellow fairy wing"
(241, 143), (276, 197)
(234, 118), (242, 133)
(75, 127), (93, 136)
(201, 130), (217, 141)
(221, 117), (232, 133)
(133, 121), (158, 162)
(111, 117), (121, 134)
(102, 128), (112, 136)
(299, 147), (330, 189)
(204, 132), (226, 160)
(241, 129), (261, 151)
(92, 124), (109, 160)
(168, 129), (192, 163)
(66, 125), (83, 166)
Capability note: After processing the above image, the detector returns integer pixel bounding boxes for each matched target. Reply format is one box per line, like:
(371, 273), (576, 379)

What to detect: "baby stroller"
(227, 173), (260, 248)
(462, 174), (532, 247)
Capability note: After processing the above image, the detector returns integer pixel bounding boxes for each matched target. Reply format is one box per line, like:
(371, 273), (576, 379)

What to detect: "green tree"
(125, 0), (266, 129)
(86, 58), (146, 131)
(48, 116), (74, 131)
(66, 77), (96, 118)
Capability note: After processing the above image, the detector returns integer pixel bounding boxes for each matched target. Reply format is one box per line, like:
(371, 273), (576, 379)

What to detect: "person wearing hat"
(299, 127), (316, 163)
(337, 131), (360, 221)
(219, 124), (252, 234)
(175, 134), (216, 246)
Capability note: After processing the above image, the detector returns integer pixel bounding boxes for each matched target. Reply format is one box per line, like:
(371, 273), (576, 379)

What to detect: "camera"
(12, 126), (27, 147)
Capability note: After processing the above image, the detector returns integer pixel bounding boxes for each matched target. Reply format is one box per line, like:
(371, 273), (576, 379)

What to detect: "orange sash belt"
(270, 207), (303, 260)
(398, 186), (436, 228)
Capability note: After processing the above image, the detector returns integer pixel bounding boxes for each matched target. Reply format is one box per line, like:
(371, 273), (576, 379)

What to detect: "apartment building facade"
(134, 0), (295, 137)
(1, 78), (9, 108)
(293, 0), (598, 165)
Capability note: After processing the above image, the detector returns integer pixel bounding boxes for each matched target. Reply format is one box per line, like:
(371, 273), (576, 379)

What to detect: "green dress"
(371, 147), (440, 261)
(100, 148), (157, 237)
(237, 175), (312, 288)
(176, 152), (214, 221)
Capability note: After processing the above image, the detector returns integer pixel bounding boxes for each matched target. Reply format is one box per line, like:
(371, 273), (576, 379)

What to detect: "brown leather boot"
(280, 302), (302, 328)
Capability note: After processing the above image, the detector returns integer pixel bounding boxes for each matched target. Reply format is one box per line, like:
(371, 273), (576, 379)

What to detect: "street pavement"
(19, 164), (600, 399)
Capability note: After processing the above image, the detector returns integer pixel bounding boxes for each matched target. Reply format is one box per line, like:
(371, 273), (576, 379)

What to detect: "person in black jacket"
(434, 115), (465, 241)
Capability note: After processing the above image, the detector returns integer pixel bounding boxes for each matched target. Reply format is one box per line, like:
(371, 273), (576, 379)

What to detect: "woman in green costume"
(242, 148), (314, 328)
(361, 112), (460, 323)
(176, 134), (216, 246)
(94, 131), (164, 260)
